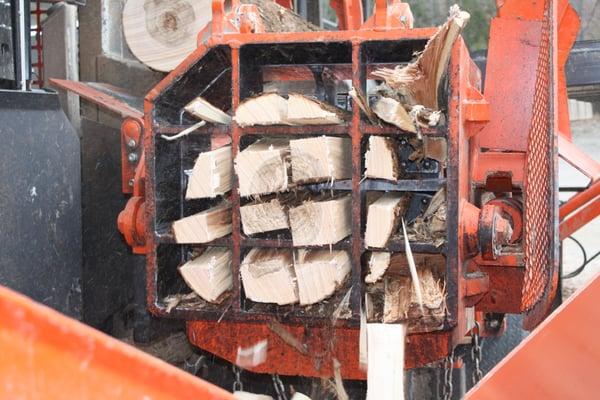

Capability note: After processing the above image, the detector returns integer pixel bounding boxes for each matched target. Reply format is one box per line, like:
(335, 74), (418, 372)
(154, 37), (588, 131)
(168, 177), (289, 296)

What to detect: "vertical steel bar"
(350, 41), (362, 318)
(230, 45), (242, 312)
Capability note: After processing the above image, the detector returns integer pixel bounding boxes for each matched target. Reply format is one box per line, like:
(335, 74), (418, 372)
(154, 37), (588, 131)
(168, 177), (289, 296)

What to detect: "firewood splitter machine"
(52, 0), (599, 381)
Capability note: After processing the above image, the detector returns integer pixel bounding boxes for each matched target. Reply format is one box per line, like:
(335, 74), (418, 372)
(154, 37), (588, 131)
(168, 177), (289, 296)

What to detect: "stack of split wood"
(240, 248), (351, 306)
(358, 6), (470, 133)
(363, 252), (446, 332)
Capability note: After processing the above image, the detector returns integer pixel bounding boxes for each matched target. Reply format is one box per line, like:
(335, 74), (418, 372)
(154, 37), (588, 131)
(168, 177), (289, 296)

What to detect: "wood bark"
(364, 136), (400, 181)
(186, 145), (232, 199)
(241, 0), (322, 32)
(290, 136), (352, 183)
(294, 250), (351, 305)
(365, 193), (409, 248)
(179, 247), (232, 303)
(234, 138), (290, 197)
(172, 202), (232, 243)
(240, 248), (298, 305)
(289, 195), (352, 246)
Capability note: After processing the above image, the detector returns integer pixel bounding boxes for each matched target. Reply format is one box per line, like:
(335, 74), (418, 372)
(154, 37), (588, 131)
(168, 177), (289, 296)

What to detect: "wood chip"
(186, 145), (232, 199)
(236, 339), (268, 368)
(372, 97), (417, 133)
(172, 202), (232, 244)
(240, 249), (298, 305)
(366, 323), (406, 400)
(364, 136), (400, 181)
(290, 136), (352, 183)
(286, 93), (348, 125)
(365, 193), (409, 248)
(294, 250), (351, 305)
(289, 196), (352, 246)
(179, 247), (232, 303)
(365, 252), (391, 284)
(349, 86), (377, 123)
(234, 138), (290, 197)
(185, 96), (231, 124)
(234, 392), (273, 400)
(234, 93), (289, 127)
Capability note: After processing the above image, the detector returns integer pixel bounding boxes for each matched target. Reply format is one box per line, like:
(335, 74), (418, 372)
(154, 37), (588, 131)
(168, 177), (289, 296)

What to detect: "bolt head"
(127, 139), (137, 148)
(128, 153), (138, 163)
(128, 178), (135, 187)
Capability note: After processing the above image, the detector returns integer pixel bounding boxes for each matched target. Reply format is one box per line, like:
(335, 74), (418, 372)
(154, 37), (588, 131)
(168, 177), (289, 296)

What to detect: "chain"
(470, 321), (483, 385)
(442, 348), (454, 400)
(232, 365), (243, 392)
(272, 374), (287, 400)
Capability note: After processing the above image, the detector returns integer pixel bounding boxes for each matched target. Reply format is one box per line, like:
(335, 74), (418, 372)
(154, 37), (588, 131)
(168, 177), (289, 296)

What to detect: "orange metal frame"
(50, 0), (597, 381)
(0, 285), (233, 400)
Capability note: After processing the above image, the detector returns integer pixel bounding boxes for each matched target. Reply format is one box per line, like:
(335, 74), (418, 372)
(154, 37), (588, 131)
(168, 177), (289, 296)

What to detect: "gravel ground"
(560, 117), (600, 298)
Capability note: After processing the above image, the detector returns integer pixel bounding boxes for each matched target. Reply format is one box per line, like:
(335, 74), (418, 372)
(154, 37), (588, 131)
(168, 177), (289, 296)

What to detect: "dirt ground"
(560, 117), (600, 299)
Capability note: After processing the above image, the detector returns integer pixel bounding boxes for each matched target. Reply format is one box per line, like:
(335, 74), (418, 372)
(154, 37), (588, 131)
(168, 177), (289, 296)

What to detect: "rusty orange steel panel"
(466, 271), (600, 399)
(478, 18), (542, 152)
(0, 286), (233, 400)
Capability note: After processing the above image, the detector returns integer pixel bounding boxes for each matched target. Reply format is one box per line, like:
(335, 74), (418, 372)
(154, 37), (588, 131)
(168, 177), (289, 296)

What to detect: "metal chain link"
(470, 321), (483, 385)
(232, 365), (243, 392)
(442, 348), (454, 400)
(272, 374), (287, 400)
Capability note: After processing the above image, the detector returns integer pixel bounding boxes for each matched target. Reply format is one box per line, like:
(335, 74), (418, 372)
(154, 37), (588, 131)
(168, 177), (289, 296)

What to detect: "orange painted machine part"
(465, 271), (600, 399)
(0, 285), (234, 400)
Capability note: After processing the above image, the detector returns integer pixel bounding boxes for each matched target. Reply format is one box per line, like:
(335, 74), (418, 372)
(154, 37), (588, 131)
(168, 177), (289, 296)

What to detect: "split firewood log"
(372, 6), (470, 110)
(371, 97), (417, 133)
(240, 198), (289, 235)
(365, 252), (391, 284)
(294, 250), (351, 305)
(179, 247), (232, 303)
(286, 93), (349, 125)
(240, 248), (298, 305)
(184, 96), (231, 124)
(234, 93), (289, 127)
(172, 202), (232, 243)
(186, 145), (232, 199)
(366, 323), (406, 400)
(290, 136), (352, 183)
(234, 138), (290, 197)
(289, 195), (352, 246)
(241, 0), (322, 32)
(364, 136), (400, 181)
(365, 193), (410, 248)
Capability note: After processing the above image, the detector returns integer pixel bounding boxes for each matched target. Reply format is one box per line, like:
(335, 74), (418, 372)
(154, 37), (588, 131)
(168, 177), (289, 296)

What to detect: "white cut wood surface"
(186, 145), (232, 199)
(234, 93), (289, 127)
(122, 0), (212, 72)
(234, 138), (290, 197)
(240, 198), (289, 235)
(366, 323), (406, 400)
(184, 96), (231, 124)
(365, 252), (391, 284)
(364, 136), (400, 181)
(290, 136), (352, 183)
(179, 247), (232, 303)
(289, 196), (352, 246)
(172, 202), (232, 243)
(240, 248), (298, 305)
(365, 193), (408, 248)
(372, 97), (417, 133)
(286, 93), (346, 125)
(294, 250), (351, 305)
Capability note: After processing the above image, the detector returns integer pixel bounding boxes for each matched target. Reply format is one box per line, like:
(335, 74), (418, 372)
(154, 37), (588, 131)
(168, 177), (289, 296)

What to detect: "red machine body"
(53, 0), (598, 381)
